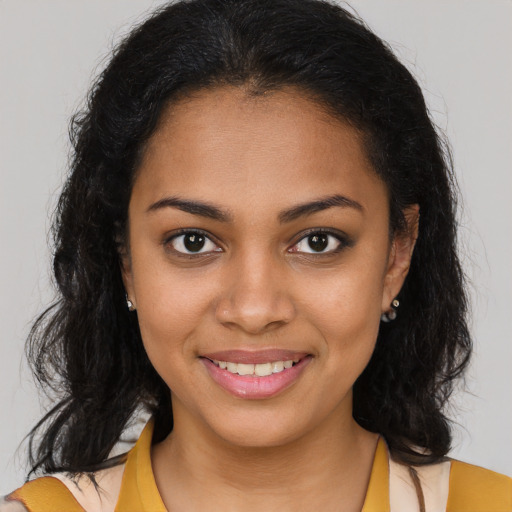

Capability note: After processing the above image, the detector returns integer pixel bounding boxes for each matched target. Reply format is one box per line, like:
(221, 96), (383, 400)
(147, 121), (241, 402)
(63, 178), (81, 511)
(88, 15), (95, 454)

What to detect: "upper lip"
(201, 349), (310, 364)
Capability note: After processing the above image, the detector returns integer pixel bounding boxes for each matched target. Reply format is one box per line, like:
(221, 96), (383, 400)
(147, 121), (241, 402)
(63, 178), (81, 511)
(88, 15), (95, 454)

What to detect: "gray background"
(1, 0), (511, 493)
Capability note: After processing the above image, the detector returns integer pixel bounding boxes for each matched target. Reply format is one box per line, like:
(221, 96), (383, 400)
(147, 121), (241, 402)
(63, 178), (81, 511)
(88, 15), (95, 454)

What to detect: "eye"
(290, 231), (346, 254)
(167, 231), (221, 255)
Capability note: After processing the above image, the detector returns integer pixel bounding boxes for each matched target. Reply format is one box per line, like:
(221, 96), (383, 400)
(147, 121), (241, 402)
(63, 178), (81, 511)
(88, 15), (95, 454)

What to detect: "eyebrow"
(278, 194), (363, 223)
(147, 196), (233, 222)
(146, 193), (363, 223)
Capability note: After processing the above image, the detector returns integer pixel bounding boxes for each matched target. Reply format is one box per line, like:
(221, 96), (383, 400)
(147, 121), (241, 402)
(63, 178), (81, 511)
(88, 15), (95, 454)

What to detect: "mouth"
(209, 358), (300, 377)
(200, 350), (312, 399)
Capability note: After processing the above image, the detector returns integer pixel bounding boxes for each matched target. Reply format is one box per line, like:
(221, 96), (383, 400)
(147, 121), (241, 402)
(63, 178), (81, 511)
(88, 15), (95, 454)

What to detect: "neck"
(152, 403), (379, 512)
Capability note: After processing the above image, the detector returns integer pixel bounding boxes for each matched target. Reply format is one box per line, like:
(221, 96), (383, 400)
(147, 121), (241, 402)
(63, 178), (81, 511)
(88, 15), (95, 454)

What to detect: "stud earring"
(381, 298), (399, 323)
(126, 295), (136, 312)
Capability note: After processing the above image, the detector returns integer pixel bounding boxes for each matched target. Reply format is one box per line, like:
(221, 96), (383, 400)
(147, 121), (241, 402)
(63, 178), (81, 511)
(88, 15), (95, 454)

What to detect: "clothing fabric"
(3, 420), (511, 512)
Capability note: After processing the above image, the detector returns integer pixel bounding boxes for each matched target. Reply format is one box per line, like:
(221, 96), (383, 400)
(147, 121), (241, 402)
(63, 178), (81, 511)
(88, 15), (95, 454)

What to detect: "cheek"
(299, 257), (385, 370)
(133, 276), (213, 399)
(130, 253), (218, 363)
(318, 290), (381, 362)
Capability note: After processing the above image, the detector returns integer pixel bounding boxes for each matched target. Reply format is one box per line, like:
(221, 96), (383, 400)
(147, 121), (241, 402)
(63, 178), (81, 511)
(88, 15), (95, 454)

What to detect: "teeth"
(272, 361), (284, 373)
(254, 362), (272, 377)
(237, 363), (254, 376)
(212, 359), (299, 376)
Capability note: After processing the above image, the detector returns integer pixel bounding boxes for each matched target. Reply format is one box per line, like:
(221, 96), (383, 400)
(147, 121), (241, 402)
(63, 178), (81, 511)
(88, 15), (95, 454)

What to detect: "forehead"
(134, 86), (387, 215)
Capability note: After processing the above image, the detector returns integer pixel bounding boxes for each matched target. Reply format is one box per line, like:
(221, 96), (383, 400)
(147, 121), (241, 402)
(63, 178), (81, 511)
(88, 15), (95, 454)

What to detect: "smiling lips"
(201, 350), (312, 399)
(212, 358), (299, 376)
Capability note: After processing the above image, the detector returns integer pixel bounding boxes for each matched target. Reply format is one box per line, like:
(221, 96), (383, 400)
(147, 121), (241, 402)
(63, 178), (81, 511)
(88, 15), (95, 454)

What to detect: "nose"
(215, 250), (296, 335)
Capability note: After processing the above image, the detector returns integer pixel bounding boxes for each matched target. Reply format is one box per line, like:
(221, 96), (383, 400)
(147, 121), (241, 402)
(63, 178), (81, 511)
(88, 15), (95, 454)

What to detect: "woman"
(2, 0), (510, 510)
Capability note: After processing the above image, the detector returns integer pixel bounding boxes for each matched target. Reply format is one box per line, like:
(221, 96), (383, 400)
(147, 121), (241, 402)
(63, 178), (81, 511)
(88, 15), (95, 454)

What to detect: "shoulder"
(389, 453), (511, 512)
(1, 464), (125, 512)
(0, 496), (29, 512)
(1, 477), (83, 512)
(446, 459), (512, 511)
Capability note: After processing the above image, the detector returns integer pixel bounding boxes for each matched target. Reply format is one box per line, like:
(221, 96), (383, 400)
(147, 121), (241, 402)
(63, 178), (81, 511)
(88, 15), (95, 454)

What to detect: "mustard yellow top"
(6, 420), (512, 511)
(115, 422), (392, 511)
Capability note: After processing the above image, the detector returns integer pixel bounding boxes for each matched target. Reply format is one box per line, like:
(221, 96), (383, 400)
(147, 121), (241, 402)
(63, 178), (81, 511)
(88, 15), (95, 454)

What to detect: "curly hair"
(27, 0), (471, 476)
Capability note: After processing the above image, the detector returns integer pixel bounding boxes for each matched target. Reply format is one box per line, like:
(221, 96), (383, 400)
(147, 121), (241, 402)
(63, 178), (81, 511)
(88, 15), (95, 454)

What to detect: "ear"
(119, 243), (136, 310)
(381, 204), (419, 312)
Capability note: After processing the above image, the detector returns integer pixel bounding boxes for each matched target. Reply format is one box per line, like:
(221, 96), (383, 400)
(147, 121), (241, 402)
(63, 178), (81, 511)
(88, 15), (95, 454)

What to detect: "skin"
(122, 86), (418, 511)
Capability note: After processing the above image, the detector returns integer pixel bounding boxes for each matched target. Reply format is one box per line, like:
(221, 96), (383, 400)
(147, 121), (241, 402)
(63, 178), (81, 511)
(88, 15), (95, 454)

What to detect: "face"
(123, 86), (416, 448)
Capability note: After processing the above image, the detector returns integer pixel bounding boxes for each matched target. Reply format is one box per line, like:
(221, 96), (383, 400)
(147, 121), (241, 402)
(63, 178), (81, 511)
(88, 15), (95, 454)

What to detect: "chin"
(217, 426), (304, 449)
(201, 407), (317, 450)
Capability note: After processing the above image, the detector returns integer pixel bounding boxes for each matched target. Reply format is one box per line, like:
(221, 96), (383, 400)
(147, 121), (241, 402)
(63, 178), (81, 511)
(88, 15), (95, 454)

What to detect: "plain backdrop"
(1, 0), (511, 493)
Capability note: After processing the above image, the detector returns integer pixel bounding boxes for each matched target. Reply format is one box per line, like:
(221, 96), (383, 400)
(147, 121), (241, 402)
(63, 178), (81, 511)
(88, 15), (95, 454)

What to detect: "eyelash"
(164, 229), (222, 258)
(164, 228), (352, 258)
(289, 228), (352, 256)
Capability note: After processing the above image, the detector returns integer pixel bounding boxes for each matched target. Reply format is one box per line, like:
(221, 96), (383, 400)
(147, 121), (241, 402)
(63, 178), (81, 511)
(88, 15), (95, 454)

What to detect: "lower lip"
(201, 357), (312, 399)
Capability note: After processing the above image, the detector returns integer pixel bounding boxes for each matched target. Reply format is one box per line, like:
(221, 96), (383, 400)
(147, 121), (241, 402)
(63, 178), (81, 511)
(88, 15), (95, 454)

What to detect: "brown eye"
(169, 231), (220, 255)
(307, 234), (328, 252)
(184, 233), (205, 252)
(291, 231), (346, 254)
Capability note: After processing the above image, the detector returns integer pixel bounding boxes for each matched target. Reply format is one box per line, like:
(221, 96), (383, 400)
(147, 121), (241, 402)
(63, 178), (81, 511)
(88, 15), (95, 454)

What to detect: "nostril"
(215, 293), (296, 335)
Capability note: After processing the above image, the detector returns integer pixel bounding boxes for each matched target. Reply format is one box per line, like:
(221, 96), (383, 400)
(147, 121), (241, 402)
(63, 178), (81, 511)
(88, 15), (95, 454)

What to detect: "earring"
(126, 295), (136, 312)
(381, 299), (399, 323)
